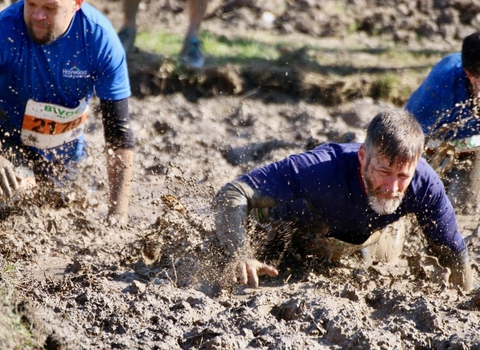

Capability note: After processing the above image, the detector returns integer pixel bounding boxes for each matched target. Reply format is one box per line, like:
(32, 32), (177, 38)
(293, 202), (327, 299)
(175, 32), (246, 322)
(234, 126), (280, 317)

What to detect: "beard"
(27, 19), (56, 45)
(363, 174), (404, 215)
(367, 193), (403, 215)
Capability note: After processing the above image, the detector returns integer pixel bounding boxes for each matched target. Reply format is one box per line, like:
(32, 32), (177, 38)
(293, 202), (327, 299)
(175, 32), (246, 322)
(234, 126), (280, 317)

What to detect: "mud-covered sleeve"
(412, 164), (468, 266)
(100, 98), (135, 150)
(213, 180), (276, 257)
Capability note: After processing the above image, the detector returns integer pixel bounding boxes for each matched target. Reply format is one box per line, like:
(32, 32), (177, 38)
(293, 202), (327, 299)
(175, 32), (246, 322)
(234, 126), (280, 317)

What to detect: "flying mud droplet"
(142, 238), (162, 266)
(161, 194), (186, 214)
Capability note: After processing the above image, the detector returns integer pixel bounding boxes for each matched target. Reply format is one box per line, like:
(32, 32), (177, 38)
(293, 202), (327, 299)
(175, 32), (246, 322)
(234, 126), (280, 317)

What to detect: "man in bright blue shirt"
(406, 31), (480, 214)
(0, 0), (135, 222)
(214, 109), (472, 291)
(406, 32), (480, 142)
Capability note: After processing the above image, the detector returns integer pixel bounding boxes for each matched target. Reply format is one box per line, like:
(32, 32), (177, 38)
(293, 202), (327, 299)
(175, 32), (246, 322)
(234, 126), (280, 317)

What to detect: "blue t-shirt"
(238, 143), (466, 257)
(0, 1), (131, 164)
(405, 53), (475, 141)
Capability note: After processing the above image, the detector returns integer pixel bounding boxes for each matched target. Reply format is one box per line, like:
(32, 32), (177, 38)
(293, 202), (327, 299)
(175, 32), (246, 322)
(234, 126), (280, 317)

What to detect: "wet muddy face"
(24, 0), (79, 44)
(360, 148), (416, 215)
(466, 72), (480, 99)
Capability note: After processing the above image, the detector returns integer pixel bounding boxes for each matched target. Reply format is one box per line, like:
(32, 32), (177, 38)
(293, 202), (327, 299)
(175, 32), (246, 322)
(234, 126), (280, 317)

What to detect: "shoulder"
(310, 143), (360, 159)
(77, 3), (118, 38)
(0, 2), (24, 34)
(286, 143), (359, 172)
(411, 158), (445, 193)
(0, 1), (22, 20)
(415, 157), (440, 179)
(430, 53), (463, 78)
(0, 3), (25, 59)
(73, 3), (126, 64)
(406, 53), (466, 115)
(402, 158), (450, 214)
(437, 53), (462, 67)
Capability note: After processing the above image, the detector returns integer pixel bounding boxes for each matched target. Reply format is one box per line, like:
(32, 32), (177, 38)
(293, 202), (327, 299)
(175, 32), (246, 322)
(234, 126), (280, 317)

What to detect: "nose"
(383, 176), (399, 194)
(32, 7), (47, 21)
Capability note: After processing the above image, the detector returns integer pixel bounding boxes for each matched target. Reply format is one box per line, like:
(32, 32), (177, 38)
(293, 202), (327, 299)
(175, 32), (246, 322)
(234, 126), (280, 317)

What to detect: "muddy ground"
(2, 0), (480, 349)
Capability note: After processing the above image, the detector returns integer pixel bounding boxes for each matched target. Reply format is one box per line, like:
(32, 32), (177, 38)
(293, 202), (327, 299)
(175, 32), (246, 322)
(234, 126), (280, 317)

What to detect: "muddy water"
(2, 0), (480, 347)
(1, 94), (478, 348)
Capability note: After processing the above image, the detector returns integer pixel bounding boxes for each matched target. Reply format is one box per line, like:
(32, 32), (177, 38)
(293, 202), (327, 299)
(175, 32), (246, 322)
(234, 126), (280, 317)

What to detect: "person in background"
(0, 0), (135, 223)
(406, 31), (480, 214)
(118, 0), (208, 69)
(213, 109), (473, 291)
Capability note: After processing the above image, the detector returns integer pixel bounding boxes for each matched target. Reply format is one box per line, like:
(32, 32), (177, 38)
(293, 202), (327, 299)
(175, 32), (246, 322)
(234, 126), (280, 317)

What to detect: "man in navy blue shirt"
(214, 109), (472, 291)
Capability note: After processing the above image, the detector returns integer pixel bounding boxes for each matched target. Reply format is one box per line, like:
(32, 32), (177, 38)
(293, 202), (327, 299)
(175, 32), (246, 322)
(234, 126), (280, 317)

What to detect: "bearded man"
(213, 109), (472, 291)
(0, 0), (134, 223)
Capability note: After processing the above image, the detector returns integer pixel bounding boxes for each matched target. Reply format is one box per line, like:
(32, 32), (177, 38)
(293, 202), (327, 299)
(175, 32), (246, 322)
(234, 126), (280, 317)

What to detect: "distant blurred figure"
(118, 0), (208, 69)
(405, 31), (480, 214)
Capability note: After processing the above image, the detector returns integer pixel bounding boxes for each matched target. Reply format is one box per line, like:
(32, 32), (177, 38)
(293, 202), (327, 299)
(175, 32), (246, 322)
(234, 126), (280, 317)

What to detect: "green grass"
(136, 31), (183, 57)
(0, 286), (37, 349)
(136, 30), (290, 64)
(0, 262), (38, 349)
(204, 33), (281, 64)
(134, 28), (452, 105)
(136, 29), (447, 71)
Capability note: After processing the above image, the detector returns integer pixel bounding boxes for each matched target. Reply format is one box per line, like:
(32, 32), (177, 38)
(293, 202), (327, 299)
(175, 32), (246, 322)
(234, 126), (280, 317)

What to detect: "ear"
(465, 69), (473, 79)
(74, 0), (84, 11)
(358, 144), (366, 167)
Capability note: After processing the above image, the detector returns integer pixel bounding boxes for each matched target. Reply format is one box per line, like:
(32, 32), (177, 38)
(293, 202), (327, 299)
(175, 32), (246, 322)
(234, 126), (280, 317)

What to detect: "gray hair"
(364, 109), (424, 165)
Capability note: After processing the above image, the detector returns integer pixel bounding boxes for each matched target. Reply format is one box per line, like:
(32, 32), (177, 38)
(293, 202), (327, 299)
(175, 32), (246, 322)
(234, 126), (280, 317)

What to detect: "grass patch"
(0, 262), (38, 349)
(136, 30), (293, 65)
(133, 29), (453, 105)
(136, 30), (183, 56)
(371, 73), (400, 100)
(0, 286), (37, 349)
(135, 29), (447, 73)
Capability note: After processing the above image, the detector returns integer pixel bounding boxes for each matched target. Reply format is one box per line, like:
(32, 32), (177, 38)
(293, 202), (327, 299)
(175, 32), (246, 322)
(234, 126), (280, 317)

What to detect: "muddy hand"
(0, 156), (19, 198)
(449, 262), (473, 292)
(236, 258), (278, 288)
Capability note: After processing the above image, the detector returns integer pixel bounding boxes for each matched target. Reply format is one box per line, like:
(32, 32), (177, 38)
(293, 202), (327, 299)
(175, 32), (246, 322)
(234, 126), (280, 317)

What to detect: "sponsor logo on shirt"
(44, 104), (84, 119)
(62, 61), (89, 79)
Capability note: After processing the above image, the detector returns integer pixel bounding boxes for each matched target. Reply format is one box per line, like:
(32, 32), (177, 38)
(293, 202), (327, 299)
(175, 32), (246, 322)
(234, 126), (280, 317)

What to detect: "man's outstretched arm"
(101, 98), (135, 223)
(213, 180), (278, 288)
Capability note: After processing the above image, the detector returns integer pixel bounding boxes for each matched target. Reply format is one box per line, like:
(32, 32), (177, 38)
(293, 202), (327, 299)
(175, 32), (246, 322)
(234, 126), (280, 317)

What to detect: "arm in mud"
(0, 155), (19, 198)
(213, 179), (279, 287)
(213, 151), (326, 286)
(213, 179), (275, 257)
(0, 114), (34, 196)
(101, 99), (135, 223)
(106, 148), (134, 223)
(418, 198), (472, 291)
(427, 242), (472, 291)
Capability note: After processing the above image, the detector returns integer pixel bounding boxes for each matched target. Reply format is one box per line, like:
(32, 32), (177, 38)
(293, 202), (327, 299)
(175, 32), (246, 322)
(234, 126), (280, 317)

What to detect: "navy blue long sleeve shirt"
(238, 143), (467, 258)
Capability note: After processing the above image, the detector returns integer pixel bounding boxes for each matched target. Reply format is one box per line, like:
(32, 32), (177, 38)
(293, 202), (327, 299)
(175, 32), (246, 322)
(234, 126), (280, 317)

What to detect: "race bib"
(21, 99), (89, 149)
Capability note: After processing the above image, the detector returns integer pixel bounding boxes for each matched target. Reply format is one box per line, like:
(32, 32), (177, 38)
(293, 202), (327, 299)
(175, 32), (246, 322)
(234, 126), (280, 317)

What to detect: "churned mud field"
(2, 0), (480, 349)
